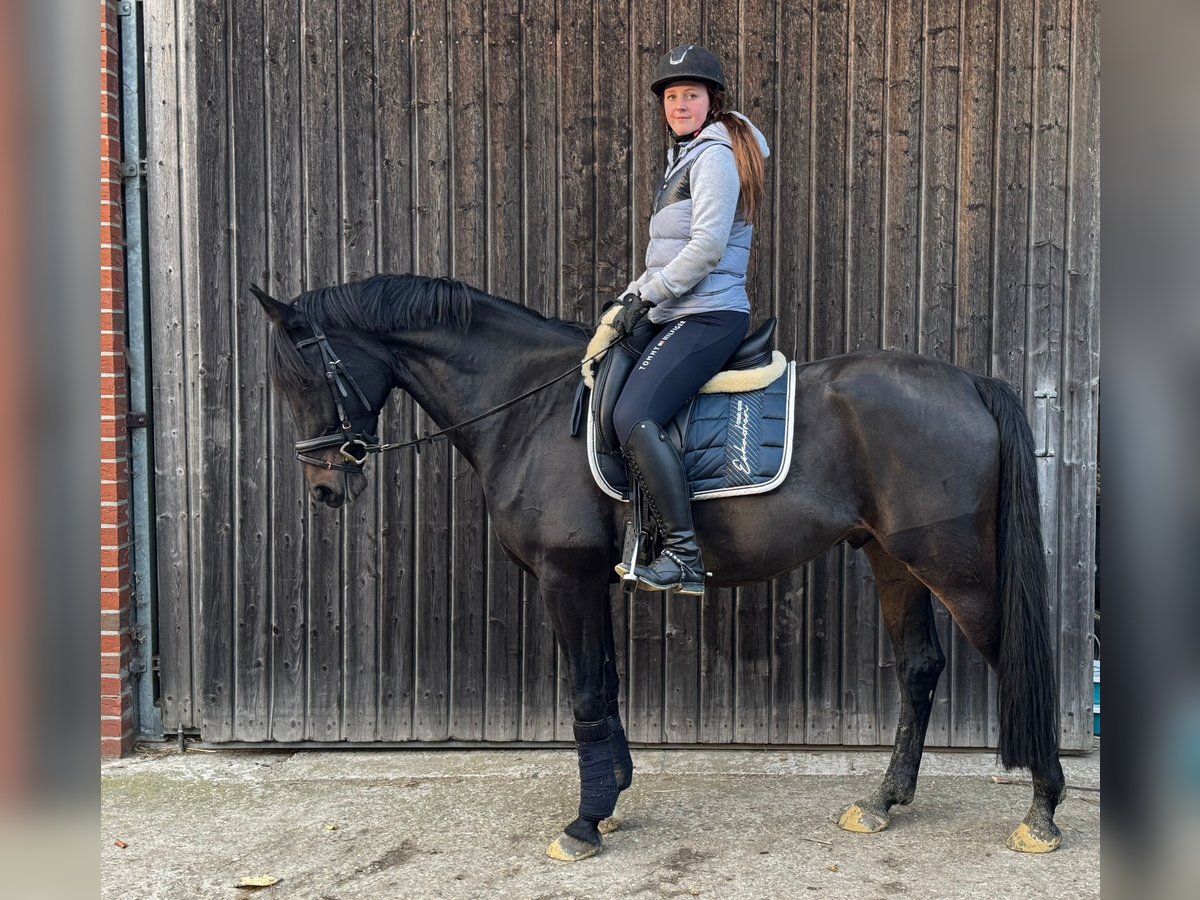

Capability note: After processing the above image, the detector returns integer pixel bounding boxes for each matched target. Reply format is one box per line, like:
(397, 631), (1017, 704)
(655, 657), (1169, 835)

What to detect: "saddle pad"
(587, 362), (796, 502)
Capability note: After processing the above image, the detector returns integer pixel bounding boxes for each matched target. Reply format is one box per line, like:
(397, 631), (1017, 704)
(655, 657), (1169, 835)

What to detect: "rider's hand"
(612, 291), (653, 338)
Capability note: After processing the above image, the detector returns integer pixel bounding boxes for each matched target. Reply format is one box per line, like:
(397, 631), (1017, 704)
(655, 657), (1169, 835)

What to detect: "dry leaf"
(830, 864), (840, 873)
(235, 875), (281, 888)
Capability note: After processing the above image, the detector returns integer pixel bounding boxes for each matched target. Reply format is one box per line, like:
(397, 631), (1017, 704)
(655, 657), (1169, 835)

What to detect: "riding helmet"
(650, 45), (726, 96)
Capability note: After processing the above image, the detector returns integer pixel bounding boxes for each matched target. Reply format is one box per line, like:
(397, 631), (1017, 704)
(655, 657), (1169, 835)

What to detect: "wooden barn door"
(144, 0), (1098, 748)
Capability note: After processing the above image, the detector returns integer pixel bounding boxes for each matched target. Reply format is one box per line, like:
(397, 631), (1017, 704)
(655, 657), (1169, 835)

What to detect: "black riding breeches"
(612, 310), (750, 446)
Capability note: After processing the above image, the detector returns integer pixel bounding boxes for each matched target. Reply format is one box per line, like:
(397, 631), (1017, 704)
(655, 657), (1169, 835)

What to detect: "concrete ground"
(102, 745), (1099, 899)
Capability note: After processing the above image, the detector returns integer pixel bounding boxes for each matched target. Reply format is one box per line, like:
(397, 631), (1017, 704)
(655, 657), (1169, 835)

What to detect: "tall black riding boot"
(623, 419), (706, 595)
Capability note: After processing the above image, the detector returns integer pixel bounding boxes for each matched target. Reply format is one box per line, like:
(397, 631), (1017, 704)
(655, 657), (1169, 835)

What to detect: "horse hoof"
(546, 833), (603, 861)
(1006, 821), (1062, 853)
(838, 803), (890, 834)
(598, 816), (621, 835)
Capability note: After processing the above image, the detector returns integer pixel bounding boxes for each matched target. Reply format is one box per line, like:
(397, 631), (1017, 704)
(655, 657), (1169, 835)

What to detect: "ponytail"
(709, 90), (766, 224)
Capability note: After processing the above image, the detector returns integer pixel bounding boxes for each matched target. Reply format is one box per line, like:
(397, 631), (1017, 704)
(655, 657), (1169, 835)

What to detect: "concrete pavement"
(102, 745), (1100, 899)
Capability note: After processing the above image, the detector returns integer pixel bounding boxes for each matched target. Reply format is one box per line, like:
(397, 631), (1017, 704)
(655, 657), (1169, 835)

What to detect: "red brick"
(99, 415), (127, 442)
(101, 309), (126, 331)
(99, 458), (129, 483)
(100, 567), (130, 591)
(100, 268), (126, 292)
(101, 521), (131, 546)
(100, 221), (124, 244)
(100, 608), (130, 633)
(100, 331), (127, 354)
(100, 695), (135, 719)
(100, 502), (129, 528)
(99, 244), (125, 269)
(100, 653), (127, 677)
(100, 716), (134, 740)
(100, 544), (131, 571)
(100, 389), (129, 417)
(101, 589), (131, 613)
(99, 631), (130, 655)
(99, 178), (122, 204)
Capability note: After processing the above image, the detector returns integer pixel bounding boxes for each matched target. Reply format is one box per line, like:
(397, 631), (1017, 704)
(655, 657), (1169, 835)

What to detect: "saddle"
(578, 311), (796, 501)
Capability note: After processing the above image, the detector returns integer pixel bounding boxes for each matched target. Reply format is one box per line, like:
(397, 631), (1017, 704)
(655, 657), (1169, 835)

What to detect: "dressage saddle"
(591, 316), (778, 456)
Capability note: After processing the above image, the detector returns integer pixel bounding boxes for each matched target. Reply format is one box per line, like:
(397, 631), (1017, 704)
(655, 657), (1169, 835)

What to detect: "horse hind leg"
(896, 547), (1066, 852)
(839, 542), (945, 835)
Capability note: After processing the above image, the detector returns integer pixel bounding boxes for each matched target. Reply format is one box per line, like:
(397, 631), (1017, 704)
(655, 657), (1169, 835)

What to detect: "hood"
(693, 111), (771, 159)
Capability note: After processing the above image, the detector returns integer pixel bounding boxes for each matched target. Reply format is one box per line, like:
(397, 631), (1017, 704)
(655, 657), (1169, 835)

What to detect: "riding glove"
(612, 291), (654, 337)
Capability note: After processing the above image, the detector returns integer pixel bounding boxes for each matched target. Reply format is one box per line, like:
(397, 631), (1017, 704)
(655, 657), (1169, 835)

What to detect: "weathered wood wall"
(143, 0), (1099, 748)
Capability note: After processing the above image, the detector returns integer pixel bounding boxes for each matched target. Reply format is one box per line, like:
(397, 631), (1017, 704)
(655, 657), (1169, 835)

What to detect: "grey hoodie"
(627, 112), (771, 323)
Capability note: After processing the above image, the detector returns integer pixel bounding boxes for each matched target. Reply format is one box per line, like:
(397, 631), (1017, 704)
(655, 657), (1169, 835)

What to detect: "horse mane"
(267, 273), (589, 394)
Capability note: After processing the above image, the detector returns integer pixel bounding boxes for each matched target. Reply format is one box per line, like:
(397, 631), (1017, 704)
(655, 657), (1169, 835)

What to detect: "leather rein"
(292, 313), (618, 472)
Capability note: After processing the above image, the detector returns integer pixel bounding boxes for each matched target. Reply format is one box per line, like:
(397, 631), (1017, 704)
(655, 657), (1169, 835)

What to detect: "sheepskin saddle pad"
(582, 311), (796, 502)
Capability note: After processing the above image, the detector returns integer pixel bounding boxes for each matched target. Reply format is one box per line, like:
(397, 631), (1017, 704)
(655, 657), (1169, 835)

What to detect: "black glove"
(612, 292), (653, 338)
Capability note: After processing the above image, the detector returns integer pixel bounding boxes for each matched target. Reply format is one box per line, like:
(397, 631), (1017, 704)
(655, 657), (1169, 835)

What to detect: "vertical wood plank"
(448, 0), (489, 742)
(991, 0), (1037, 750)
(1028, 0), (1071, 746)
(375, 0), (417, 743)
(921, 0), (970, 747)
(231, 0), (272, 740)
(1058, 0), (1098, 750)
(412, 0), (453, 741)
(949, 0), (998, 748)
(517, 0), (563, 742)
(340, 0), (382, 741)
(145, 0), (197, 731)
(699, 588), (734, 742)
(878, 0), (917, 741)
(769, 0), (814, 745)
(806, 0), (849, 746)
(301, 0), (345, 742)
(195, 0), (235, 741)
(593, 0), (631, 313)
(482, 0), (524, 742)
(658, 0), (704, 750)
(841, 0), (887, 747)
(623, 0), (668, 746)
(263, 0), (307, 743)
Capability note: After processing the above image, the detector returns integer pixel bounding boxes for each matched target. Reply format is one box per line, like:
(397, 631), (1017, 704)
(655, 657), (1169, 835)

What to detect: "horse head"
(251, 283), (392, 508)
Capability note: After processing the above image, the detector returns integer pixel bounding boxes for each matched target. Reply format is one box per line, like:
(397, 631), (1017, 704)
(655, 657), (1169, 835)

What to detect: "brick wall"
(100, 0), (135, 758)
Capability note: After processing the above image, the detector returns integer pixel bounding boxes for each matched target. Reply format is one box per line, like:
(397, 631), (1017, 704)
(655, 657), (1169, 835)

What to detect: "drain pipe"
(118, 0), (163, 739)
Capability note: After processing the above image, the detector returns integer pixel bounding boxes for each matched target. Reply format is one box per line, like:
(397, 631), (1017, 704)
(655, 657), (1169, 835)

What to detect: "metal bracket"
(120, 158), (148, 179)
(126, 411), (150, 429)
(118, 1), (134, 16)
(1033, 390), (1057, 458)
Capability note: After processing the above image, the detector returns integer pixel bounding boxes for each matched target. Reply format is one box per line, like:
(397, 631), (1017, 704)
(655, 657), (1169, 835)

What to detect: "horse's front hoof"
(838, 802), (890, 834)
(546, 832), (603, 861)
(598, 815), (621, 835)
(1006, 820), (1062, 853)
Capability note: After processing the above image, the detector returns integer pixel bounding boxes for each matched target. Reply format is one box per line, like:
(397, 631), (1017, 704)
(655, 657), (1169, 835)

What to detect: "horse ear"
(249, 283), (292, 326)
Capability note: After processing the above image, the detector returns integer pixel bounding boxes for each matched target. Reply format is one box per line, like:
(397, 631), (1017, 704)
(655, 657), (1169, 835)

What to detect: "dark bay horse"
(251, 273), (1066, 859)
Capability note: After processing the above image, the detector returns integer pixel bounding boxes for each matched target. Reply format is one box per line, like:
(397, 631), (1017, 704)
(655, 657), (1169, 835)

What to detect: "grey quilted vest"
(643, 116), (768, 323)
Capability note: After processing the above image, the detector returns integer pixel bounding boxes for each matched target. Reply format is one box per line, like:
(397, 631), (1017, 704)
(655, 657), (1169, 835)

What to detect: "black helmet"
(650, 45), (726, 96)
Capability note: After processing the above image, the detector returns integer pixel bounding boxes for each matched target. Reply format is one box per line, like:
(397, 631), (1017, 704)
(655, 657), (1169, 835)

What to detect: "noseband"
(292, 314), (381, 472)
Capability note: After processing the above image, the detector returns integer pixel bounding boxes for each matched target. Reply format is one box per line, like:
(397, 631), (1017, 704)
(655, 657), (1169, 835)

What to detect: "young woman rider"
(610, 45), (769, 596)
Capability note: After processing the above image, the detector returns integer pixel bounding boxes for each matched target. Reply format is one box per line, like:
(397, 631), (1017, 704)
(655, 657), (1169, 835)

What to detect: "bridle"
(290, 312), (622, 473)
(292, 314), (382, 472)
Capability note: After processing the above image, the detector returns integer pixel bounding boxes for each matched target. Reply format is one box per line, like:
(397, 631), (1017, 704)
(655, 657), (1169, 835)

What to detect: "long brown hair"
(707, 89), (766, 224)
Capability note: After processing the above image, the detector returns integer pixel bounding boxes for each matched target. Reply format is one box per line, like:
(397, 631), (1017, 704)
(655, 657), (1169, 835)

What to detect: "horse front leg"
(839, 542), (945, 834)
(540, 579), (624, 861)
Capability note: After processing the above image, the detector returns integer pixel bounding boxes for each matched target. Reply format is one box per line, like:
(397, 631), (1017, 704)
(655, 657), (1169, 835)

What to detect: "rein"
(293, 312), (620, 471)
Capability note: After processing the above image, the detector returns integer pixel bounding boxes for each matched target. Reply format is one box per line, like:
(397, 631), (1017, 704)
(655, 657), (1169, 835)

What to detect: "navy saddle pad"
(586, 361), (796, 502)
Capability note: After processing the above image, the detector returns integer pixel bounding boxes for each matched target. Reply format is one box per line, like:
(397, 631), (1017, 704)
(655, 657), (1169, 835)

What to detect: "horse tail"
(970, 373), (1059, 770)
